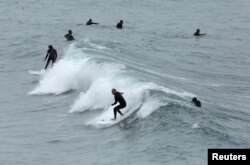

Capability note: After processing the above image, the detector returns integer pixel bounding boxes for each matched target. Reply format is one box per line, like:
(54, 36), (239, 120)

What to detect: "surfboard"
(29, 69), (45, 75)
(91, 105), (139, 128)
(97, 115), (125, 125)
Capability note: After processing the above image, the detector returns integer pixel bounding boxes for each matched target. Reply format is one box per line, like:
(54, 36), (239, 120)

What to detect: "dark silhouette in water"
(192, 97), (201, 107)
(86, 19), (99, 25)
(116, 20), (123, 29)
(111, 89), (126, 120)
(193, 29), (206, 36)
(64, 30), (75, 41)
(44, 45), (57, 70)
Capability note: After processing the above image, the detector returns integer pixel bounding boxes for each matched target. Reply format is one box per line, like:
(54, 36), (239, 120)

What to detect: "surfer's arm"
(111, 100), (117, 106)
(112, 96), (118, 106)
(44, 51), (49, 60)
(55, 50), (57, 59)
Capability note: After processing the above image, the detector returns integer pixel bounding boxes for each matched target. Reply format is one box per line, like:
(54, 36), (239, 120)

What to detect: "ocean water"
(0, 0), (250, 164)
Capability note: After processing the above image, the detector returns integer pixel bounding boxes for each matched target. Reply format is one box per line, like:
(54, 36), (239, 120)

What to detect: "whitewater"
(29, 42), (193, 128)
(1, 0), (250, 164)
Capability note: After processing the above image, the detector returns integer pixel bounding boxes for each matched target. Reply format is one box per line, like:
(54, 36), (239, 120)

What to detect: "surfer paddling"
(193, 28), (206, 36)
(86, 19), (99, 25)
(111, 89), (126, 120)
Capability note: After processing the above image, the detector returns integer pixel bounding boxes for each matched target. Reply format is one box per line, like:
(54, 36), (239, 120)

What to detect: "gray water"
(0, 0), (250, 164)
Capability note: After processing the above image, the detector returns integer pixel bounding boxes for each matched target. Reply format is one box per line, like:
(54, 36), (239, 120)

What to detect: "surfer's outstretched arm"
(44, 50), (49, 61)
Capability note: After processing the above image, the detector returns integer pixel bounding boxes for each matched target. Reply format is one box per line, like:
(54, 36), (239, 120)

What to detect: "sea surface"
(0, 0), (250, 164)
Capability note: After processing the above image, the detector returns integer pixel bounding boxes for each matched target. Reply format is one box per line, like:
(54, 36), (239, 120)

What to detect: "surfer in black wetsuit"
(192, 97), (201, 107)
(44, 45), (57, 70)
(111, 88), (127, 120)
(86, 19), (99, 25)
(193, 29), (206, 36)
(116, 20), (123, 29)
(64, 30), (75, 41)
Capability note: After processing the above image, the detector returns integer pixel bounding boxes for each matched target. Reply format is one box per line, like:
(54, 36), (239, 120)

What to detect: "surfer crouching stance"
(111, 89), (126, 120)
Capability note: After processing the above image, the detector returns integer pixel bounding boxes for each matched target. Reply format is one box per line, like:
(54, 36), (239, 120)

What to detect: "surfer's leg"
(117, 109), (123, 116)
(115, 105), (124, 116)
(113, 108), (117, 119)
(45, 59), (51, 70)
(52, 58), (56, 67)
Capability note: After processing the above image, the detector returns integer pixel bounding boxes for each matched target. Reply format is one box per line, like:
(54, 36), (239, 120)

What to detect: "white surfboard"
(96, 114), (126, 125)
(29, 69), (45, 75)
(89, 106), (139, 128)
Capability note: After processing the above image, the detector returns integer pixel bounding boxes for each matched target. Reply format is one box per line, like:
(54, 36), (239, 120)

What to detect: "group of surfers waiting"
(44, 18), (206, 70)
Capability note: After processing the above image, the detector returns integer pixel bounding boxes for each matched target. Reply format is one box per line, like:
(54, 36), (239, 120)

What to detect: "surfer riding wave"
(111, 88), (126, 120)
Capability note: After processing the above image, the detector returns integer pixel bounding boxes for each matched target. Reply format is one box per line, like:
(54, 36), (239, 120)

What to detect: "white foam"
(69, 77), (114, 112)
(137, 96), (167, 118)
(29, 42), (195, 126)
(192, 123), (200, 129)
(70, 78), (149, 113)
(29, 58), (90, 95)
(29, 43), (125, 95)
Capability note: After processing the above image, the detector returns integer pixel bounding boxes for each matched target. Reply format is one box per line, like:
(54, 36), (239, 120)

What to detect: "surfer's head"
(68, 30), (72, 34)
(112, 88), (116, 95)
(48, 45), (53, 49)
(192, 97), (197, 102)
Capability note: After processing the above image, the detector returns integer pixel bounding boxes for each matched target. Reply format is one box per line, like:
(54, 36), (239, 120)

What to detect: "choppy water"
(0, 0), (250, 164)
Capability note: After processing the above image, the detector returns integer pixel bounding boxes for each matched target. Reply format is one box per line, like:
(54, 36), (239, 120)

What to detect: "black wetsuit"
(112, 92), (126, 119)
(193, 100), (201, 107)
(45, 48), (57, 69)
(193, 31), (200, 36)
(193, 31), (206, 36)
(116, 22), (123, 29)
(86, 20), (98, 25)
(64, 34), (74, 41)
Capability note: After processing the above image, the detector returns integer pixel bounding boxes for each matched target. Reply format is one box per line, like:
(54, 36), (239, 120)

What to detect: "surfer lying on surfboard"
(111, 89), (127, 120)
